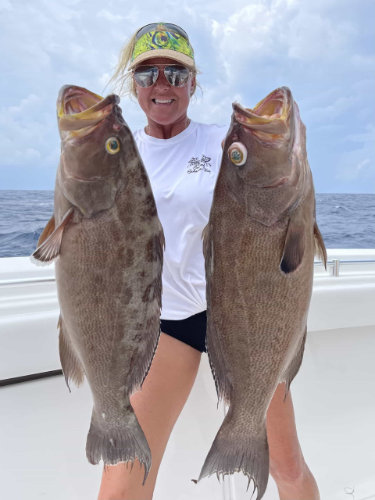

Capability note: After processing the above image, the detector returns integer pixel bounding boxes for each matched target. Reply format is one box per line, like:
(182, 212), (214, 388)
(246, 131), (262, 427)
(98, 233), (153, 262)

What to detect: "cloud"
(96, 10), (126, 22)
(0, 0), (374, 192)
(190, 84), (242, 127)
(335, 124), (375, 183)
(208, 0), (356, 81)
(306, 95), (359, 123)
(0, 0), (11, 11)
(0, 93), (59, 168)
(287, 11), (354, 60)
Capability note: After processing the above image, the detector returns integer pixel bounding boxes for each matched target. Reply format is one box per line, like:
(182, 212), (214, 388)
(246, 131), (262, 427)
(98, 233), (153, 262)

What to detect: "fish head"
(56, 85), (134, 217)
(223, 87), (309, 226)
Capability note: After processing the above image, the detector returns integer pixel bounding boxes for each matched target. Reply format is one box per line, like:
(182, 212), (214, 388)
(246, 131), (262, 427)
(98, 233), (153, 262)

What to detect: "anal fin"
(58, 315), (85, 392)
(281, 327), (307, 399)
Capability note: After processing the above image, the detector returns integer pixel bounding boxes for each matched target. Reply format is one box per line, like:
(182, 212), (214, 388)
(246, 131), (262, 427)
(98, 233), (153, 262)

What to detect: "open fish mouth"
(232, 87), (296, 190)
(233, 87), (292, 137)
(57, 85), (119, 136)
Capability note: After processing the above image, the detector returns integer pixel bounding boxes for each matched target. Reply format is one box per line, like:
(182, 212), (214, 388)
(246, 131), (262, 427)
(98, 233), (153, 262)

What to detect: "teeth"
(153, 99), (173, 104)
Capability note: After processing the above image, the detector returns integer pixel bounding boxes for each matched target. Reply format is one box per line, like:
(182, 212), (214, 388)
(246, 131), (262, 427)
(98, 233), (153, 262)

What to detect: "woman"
(98, 23), (320, 500)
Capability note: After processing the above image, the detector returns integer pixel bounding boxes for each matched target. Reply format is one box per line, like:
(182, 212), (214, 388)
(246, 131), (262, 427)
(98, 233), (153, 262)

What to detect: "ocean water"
(0, 190), (374, 258)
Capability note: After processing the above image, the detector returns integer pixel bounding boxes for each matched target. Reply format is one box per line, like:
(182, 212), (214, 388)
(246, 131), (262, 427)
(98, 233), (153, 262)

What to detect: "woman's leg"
(266, 383), (320, 500)
(97, 332), (201, 500)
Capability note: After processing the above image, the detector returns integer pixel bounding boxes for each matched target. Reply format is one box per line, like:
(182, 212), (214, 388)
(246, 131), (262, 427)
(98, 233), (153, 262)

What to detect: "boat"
(1, 249), (374, 500)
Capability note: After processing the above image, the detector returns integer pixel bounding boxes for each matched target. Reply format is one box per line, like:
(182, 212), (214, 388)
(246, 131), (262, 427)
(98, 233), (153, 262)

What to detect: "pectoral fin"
(313, 221), (327, 269)
(32, 208), (74, 263)
(280, 215), (305, 274)
(37, 215), (56, 246)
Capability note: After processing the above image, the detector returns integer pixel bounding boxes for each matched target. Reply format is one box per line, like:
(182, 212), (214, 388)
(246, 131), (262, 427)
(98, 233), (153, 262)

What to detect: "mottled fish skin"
(32, 85), (164, 482)
(198, 87), (326, 498)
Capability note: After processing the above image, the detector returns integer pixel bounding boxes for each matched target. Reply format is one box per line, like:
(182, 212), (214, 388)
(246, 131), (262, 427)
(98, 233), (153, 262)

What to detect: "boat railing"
(0, 277), (56, 286)
(0, 253), (374, 286)
(314, 258), (375, 276)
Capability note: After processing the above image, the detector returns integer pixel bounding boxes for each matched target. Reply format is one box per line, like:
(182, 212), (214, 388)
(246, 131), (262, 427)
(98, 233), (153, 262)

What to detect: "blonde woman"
(98, 22), (320, 500)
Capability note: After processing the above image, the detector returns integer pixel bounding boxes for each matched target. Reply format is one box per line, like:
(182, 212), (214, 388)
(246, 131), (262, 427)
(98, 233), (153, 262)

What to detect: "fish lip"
(232, 102), (261, 121)
(57, 85), (119, 118)
(232, 87), (291, 134)
(57, 85), (120, 136)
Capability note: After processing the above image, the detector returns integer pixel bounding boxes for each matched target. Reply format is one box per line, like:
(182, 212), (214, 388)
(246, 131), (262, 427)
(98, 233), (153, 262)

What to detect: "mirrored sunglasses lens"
(164, 23), (189, 39)
(136, 23), (189, 41)
(133, 67), (158, 87)
(164, 66), (190, 87)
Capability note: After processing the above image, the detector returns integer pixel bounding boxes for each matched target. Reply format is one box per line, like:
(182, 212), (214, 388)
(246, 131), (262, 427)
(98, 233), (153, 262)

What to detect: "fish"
(197, 87), (326, 498)
(32, 85), (164, 482)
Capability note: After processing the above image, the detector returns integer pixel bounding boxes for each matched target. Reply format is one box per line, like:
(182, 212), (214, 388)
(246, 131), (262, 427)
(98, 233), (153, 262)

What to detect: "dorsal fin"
(313, 222), (327, 269)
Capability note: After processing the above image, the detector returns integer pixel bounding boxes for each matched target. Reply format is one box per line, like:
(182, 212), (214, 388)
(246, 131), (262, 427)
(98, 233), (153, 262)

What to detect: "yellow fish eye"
(228, 142), (247, 166)
(105, 137), (120, 155)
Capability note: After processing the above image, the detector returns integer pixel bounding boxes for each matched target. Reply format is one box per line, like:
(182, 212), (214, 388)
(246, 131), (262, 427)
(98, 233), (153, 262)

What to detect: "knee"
(269, 452), (306, 484)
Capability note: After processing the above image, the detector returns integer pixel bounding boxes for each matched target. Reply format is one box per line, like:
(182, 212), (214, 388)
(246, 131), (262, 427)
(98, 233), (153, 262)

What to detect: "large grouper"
(197, 87), (326, 498)
(32, 85), (164, 482)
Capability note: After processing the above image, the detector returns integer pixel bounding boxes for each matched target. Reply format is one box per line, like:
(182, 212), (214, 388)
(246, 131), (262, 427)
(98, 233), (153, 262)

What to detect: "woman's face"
(133, 57), (195, 127)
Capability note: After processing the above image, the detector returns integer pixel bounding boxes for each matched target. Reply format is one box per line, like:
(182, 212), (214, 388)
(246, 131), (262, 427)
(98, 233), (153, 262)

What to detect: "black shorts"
(160, 310), (207, 353)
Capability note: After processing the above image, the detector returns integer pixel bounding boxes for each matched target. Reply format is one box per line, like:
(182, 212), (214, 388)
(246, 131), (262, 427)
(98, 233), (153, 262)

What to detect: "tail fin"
(86, 406), (151, 484)
(197, 406), (269, 499)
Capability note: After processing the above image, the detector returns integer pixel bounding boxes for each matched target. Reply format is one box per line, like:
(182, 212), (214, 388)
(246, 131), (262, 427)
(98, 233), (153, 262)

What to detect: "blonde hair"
(107, 29), (199, 98)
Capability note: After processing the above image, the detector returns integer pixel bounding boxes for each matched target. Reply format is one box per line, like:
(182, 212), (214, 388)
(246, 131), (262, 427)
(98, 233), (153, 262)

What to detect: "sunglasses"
(135, 23), (189, 41)
(132, 64), (191, 88)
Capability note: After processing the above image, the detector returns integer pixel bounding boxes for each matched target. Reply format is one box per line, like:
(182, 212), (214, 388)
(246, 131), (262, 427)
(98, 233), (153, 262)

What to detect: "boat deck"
(1, 251), (375, 499)
(2, 338), (375, 500)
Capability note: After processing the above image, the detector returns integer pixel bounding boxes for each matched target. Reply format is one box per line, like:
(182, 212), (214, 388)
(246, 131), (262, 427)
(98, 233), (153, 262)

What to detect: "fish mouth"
(233, 87), (292, 136)
(57, 85), (120, 136)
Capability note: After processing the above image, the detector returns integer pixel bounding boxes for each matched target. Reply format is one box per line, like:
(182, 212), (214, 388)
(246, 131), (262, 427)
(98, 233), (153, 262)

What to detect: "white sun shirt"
(133, 121), (227, 320)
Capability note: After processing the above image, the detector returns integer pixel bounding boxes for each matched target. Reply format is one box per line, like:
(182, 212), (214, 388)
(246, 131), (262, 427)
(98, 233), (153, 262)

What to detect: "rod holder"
(332, 259), (340, 277)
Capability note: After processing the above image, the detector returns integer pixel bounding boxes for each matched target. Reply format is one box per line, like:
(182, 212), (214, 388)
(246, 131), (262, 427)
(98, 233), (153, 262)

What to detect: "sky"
(0, 0), (374, 193)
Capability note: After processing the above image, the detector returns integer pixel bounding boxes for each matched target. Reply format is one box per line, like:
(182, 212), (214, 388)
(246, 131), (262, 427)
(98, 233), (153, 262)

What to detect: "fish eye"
(105, 137), (120, 155)
(228, 142), (247, 166)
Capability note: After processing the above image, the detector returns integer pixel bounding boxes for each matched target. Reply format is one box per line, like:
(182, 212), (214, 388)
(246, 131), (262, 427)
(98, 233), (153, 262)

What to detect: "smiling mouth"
(152, 99), (174, 104)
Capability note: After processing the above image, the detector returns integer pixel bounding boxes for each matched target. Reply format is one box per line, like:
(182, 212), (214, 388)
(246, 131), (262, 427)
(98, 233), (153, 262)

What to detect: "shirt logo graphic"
(187, 155), (211, 174)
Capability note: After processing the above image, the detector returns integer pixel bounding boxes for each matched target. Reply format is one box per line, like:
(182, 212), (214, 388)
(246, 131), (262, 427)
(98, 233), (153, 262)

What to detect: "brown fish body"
(198, 88), (326, 497)
(32, 86), (164, 480)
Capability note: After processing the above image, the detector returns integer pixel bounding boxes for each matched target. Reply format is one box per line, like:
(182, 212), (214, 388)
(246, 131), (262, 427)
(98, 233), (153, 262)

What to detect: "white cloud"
(208, 0), (356, 82)
(96, 9), (125, 22)
(0, 93), (59, 168)
(0, 0), (11, 11)
(8, 94), (42, 115)
(0, 0), (374, 192)
(190, 84), (242, 127)
(306, 95), (359, 123)
(335, 125), (375, 183)
(337, 158), (373, 182)
(287, 12), (354, 60)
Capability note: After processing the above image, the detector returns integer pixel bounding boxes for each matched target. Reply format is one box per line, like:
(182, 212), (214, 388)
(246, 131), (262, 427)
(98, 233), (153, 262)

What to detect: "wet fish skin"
(32, 85), (164, 482)
(198, 87), (326, 498)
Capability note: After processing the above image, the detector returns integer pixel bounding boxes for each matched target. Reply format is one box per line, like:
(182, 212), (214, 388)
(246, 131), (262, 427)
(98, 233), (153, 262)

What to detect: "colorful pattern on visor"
(131, 24), (194, 62)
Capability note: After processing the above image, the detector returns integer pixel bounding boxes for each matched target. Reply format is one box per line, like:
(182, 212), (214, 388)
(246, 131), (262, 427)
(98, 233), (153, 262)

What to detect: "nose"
(153, 68), (170, 89)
